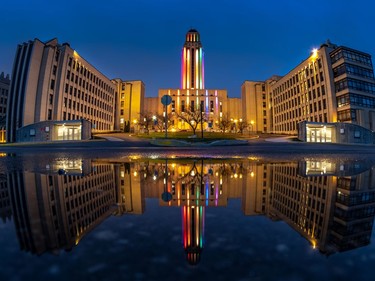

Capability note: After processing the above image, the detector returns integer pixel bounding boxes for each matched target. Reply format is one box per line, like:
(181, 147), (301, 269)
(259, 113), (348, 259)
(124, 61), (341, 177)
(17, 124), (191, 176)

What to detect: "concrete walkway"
(265, 136), (297, 142)
(150, 139), (249, 147)
(100, 136), (125, 141)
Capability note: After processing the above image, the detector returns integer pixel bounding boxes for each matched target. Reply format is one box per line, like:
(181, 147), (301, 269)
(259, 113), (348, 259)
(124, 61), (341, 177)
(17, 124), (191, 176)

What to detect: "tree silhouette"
(176, 107), (208, 135)
(218, 113), (232, 133)
(137, 112), (155, 134)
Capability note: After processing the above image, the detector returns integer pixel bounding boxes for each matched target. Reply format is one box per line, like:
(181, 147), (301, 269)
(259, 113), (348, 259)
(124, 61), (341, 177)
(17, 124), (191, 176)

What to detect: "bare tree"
(237, 120), (248, 134)
(176, 107), (208, 135)
(154, 113), (174, 132)
(218, 113), (232, 133)
(137, 112), (155, 134)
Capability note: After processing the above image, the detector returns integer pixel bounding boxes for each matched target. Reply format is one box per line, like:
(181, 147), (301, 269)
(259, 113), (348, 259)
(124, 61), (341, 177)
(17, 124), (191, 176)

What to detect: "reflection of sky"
(2, 155), (375, 280)
(1, 198), (375, 280)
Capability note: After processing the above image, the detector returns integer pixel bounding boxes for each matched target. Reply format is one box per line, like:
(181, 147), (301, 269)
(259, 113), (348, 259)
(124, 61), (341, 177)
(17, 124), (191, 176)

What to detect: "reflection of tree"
(176, 160), (206, 186)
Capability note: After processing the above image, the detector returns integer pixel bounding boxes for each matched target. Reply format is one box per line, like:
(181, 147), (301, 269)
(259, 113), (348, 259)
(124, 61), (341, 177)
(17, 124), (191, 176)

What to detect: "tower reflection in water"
(0, 157), (375, 263)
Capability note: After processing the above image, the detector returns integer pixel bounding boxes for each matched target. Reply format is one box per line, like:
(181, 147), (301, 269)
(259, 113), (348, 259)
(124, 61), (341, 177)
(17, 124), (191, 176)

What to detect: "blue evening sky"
(1, 0), (374, 97)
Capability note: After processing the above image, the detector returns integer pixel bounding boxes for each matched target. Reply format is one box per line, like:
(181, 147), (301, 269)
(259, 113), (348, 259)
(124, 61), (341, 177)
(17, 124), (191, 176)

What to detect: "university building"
(4, 32), (375, 143)
(146, 29), (242, 131)
(112, 79), (145, 132)
(5, 37), (146, 142)
(6, 38), (117, 142)
(243, 41), (375, 143)
(0, 72), (10, 142)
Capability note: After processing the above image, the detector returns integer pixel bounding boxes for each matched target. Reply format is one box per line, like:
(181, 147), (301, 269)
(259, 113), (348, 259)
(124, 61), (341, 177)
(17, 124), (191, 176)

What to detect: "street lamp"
(250, 120), (255, 134)
(133, 119), (137, 134)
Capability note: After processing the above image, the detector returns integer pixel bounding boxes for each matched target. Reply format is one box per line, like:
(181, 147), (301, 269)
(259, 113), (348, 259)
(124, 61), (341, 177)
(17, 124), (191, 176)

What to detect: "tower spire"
(181, 29), (204, 89)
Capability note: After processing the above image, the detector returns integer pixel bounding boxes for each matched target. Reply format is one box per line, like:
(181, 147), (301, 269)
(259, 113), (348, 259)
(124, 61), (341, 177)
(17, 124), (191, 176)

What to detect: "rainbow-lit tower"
(181, 29), (204, 90)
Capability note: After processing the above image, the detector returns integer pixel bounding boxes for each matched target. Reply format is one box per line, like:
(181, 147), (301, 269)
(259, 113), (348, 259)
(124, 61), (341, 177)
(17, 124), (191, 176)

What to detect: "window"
(50, 79), (55, 90)
(49, 94), (53, 105)
(55, 51), (60, 62)
(48, 109), (52, 120)
(181, 100), (185, 112)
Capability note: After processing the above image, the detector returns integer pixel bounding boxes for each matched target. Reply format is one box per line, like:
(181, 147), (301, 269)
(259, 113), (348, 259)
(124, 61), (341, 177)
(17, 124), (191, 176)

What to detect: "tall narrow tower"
(181, 29), (204, 90)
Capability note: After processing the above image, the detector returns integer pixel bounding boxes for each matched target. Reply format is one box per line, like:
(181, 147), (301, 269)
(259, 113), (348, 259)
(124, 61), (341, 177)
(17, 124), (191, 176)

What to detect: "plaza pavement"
(0, 133), (374, 157)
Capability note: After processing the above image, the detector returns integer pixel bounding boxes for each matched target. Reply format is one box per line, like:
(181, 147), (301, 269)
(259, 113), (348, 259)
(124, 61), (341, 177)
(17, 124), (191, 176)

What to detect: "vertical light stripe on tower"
(186, 50), (190, 89)
(199, 48), (203, 89)
(194, 48), (200, 89)
(182, 47), (186, 89)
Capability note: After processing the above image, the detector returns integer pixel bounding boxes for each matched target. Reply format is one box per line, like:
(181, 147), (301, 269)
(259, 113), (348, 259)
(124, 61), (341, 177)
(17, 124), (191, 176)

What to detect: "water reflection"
(0, 157), (374, 264)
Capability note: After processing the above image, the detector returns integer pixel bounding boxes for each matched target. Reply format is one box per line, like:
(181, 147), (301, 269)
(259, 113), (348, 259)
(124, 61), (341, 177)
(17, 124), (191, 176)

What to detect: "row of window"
(63, 91), (113, 111)
(331, 48), (372, 66)
(63, 99), (113, 122)
(273, 83), (326, 107)
(274, 113), (328, 132)
(337, 109), (357, 122)
(334, 205), (375, 219)
(0, 89), (8, 96)
(64, 84), (113, 112)
(274, 60), (323, 95)
(275, 110), (328, 125)
(163, 100), (220, 113)
(336, 190), (375, 206)
(337, 93), (375, 109)
(60, 112), (111, 130)
(68, 56), (115, 94)
(333, 63), (374, 79)
(335, 77), (375, 94)
(275, 99), (327, 116)
(65, 73), (114, 103)
(274, 93), (327, 114)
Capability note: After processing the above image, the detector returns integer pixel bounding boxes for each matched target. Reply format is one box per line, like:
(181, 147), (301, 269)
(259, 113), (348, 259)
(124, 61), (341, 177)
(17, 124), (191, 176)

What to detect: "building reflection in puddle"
(0, 157), (374, 263)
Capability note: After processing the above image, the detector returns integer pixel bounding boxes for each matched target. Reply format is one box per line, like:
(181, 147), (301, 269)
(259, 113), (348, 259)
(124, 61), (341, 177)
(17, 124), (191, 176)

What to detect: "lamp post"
(250, 120), (255, 134)
(200, 102), (204, 139)
(152, 115), (157, 131)
(133, 119), (138, 134)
